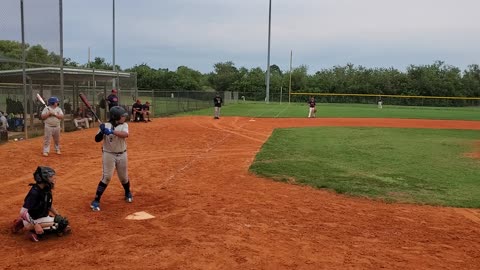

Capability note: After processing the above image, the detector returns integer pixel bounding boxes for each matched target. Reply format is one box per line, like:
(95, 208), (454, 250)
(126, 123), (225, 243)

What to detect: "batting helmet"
(48, 96), (60, 105)
(109, 106), (128, 121)
(33, 166), (56, 189)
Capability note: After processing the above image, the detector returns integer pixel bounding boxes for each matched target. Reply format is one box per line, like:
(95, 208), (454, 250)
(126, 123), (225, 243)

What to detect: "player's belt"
(103, 150), (127, 155)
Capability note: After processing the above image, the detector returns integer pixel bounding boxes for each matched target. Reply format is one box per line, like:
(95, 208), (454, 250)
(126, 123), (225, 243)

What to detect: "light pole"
(112, 0), (116, 89)
(265, 0), (272, 103)
(59, 0), (64, 132)
(289, 50), (292, 103)
(20, 0), (27, 138)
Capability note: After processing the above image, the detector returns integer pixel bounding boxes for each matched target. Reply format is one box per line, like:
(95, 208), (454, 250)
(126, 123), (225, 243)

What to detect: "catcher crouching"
(11, 166), (71, 242)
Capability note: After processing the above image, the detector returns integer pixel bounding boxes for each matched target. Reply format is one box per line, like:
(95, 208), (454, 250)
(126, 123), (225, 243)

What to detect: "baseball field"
(1, 103), (480, 269)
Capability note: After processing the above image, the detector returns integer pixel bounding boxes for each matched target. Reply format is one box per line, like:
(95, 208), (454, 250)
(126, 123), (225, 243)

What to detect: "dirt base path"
(1, 117), (480, 269)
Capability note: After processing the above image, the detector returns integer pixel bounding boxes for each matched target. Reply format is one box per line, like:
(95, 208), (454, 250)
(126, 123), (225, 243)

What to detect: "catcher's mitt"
(54, 215), (69, 232)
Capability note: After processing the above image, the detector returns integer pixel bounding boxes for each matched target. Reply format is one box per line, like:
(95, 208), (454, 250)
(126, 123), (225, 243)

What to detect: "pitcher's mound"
(125, 211), (155, 220)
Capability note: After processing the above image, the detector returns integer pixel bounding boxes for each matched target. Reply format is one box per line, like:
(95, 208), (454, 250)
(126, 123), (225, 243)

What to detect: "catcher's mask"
(33, 166), (56, 190)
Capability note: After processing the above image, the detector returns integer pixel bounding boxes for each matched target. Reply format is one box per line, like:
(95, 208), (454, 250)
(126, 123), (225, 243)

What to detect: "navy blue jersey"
(107, 94), (119, 109)
(214, 97), (222, 107)
(132, 103), (143, 112)
(142, 104), (150, 111)
(308, 100), (316, 108)
(23, 185), (52, 219)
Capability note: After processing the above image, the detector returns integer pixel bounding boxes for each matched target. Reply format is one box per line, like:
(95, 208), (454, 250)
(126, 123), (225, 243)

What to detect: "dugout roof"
(0, 67), (132, 84)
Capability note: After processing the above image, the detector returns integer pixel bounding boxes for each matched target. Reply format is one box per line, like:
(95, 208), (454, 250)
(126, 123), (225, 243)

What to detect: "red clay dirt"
(1, 117), (480, 269)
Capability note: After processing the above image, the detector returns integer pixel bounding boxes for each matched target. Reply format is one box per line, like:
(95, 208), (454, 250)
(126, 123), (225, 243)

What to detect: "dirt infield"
(1, 116), (480, 269)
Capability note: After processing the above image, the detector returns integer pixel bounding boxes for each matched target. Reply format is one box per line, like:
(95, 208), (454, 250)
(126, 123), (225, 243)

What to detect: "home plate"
(125, 211), (155, 220)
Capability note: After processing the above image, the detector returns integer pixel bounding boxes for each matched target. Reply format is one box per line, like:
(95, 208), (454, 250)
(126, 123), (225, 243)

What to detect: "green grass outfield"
(249, 127), (480, 208)
(181, 102), (480, 121)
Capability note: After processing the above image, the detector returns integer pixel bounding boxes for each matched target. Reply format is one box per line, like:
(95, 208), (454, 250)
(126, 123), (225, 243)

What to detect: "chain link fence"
(132, 90), (238, 117)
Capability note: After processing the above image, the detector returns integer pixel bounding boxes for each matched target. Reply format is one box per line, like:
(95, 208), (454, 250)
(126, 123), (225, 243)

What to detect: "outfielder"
(307, 96), (316, 118)
(90, 106), (132, 211)
(12, 166), (71, 242)
(41, 96), (64, 156)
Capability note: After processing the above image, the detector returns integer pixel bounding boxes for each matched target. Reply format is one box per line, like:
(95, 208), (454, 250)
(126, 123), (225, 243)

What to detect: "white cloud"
(3, 0), (480, 72)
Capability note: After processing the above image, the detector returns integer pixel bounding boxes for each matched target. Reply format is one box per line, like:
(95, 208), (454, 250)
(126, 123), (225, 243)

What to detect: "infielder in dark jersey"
(90, 106), (132, 211)
(213, 93), (222, 119)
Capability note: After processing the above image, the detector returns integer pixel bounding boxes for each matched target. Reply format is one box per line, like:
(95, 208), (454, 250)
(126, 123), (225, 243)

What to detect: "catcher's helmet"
(48, 96), (60, 105)
(109, 106), (128, 121)
(33, 166), (56, 189)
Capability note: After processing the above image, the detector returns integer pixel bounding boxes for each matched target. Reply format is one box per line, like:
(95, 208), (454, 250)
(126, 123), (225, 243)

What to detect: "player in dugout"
(131, 99), (143, 122)
(142, 101), (152, 122)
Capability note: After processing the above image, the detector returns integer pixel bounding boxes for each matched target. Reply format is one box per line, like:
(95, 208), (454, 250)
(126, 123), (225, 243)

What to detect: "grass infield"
(249, 127), (480, 208)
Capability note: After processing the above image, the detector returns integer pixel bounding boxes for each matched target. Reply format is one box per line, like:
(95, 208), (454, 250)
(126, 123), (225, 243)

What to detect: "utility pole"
(265, 0), (272, 103)
(112, 0), (116, 90)
(20, 0), (28, 138)
(289, 50), (292, 103)
(59, 0), (64, 132)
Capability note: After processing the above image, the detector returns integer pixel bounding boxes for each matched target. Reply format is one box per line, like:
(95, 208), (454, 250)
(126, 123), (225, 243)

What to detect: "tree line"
(2, 40), (480, 102)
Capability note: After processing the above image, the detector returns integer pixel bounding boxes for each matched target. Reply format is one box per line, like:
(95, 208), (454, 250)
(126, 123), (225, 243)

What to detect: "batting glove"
(103, 128), (113, 135)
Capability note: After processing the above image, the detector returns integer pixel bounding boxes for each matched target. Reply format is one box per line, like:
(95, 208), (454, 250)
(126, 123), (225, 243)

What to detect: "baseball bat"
(79, 93), (102, 124)
(36, 93), (48, 109)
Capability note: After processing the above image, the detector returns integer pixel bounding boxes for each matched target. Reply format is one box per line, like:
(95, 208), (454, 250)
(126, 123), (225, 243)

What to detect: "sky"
(1, 0), (480, 74)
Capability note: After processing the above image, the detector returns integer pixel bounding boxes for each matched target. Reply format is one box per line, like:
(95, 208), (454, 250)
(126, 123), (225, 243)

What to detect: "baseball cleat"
(56, 150), (61, 155)
(43, 152), (49, 157)
(125, 192), (133, 203)
(26, 232), (39, 242)
(90, 200), (101, 211)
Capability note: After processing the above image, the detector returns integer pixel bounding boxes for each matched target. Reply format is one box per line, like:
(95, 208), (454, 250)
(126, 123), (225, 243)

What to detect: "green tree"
(126, 63), (157, 89)
(209, 61), (241, 92)
(290, 65), (308, 91)
(176, 66), (203, 90)
(1, 40), (79, 70)
(0, 40), (23, 70)
(26, 45), (50, 64)
(87, 57), (121, 71)
(462, 64), (480, 97)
